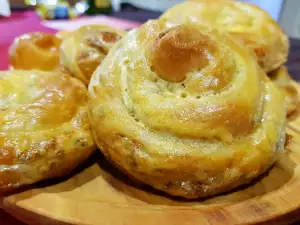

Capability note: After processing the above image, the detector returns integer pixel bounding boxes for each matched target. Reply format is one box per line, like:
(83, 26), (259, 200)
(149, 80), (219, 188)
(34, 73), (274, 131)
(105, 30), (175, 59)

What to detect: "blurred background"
(3, 0), (300, 38)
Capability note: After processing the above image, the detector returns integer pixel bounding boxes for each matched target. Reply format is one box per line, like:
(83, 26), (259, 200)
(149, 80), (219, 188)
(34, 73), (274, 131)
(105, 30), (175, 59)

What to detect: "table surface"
(0, 9), (300, 225)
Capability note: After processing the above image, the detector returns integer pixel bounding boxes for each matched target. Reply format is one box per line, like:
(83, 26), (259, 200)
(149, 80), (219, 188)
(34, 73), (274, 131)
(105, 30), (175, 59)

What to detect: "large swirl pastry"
(9, 32), (61, 71)
(270, 67), (299, 116)
(60, 25), (126, 85)
(0, 70), (95, 192)
(160, 0), (289, 73)
(89, 20), (286, 198)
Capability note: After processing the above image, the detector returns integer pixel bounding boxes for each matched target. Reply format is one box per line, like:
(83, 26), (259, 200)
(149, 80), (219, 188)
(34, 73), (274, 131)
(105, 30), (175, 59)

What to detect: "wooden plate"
(2, 84), (300, 225)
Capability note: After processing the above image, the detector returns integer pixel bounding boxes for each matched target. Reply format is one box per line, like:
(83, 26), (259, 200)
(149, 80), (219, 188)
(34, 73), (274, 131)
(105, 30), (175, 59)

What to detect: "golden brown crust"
(151, 26), (215, 83)
(60, 25), (126, 86)
(0, 70), (95, 193)
(88, 20), (286, 198)
(269, 67), (299, 116)
(9, 32), (61, 71)
(160, 0), (289, 73)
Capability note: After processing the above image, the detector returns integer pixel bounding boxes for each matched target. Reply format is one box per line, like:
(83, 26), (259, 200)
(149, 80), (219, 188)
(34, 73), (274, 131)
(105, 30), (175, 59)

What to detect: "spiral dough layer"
(160, 0), (289, 73)
(60, 25), (126, 86)
(89, 20), (286, 198)
(9, 32), (61, 71)
(0, 70), (95, 192)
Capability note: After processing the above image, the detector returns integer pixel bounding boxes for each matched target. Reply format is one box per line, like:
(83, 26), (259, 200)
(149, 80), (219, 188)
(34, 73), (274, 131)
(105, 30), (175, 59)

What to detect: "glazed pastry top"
(60, 25), (126, 85)
(0, 70), (95, 191)
(89, 20), (286, 198)
(9, 32), (61, 71)
(160, 0), (289, 73)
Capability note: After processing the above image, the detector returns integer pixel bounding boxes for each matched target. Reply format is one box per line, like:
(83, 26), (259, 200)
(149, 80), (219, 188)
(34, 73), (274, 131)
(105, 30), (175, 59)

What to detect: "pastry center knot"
(151, 25), (215, 83)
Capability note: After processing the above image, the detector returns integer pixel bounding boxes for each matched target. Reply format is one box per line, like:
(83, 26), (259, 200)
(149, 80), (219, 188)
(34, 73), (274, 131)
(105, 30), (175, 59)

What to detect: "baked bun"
(0, 70), (95, 192)
(60, 25), (126, 85)
(270, 67), (298, 116)
(9, 32), (61, 71)
(160, 0), (289, 73)
(88, 20), (286, 198)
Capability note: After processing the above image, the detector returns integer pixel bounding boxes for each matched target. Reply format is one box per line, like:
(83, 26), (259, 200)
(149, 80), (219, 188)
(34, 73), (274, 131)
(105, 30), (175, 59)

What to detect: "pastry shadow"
(4, 147), (296, 207)
(92, 151), (296, 206)
(3, 151), (100, 199)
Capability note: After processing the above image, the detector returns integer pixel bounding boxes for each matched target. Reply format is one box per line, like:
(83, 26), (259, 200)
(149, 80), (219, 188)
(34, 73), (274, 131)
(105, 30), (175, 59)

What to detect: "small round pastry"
(9, 32), (61, 71)
(89, 20), (286, 198)
(270, 67), (298, 116)
(160, 0), (289, 73)
(60, 25), (126, 86)
(0, 70), (95, 192)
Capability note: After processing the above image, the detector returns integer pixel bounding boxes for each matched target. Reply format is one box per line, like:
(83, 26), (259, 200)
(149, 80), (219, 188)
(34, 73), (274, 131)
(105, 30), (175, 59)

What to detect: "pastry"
(160, 0), (289, 73)
(0, 70), (95, 192)
(56, 30), (72, 40)
(60, 25), (126, 85)
(9, 32), (61, 71)
(88, 20), (286, 198)
(270, 67), (298, 116)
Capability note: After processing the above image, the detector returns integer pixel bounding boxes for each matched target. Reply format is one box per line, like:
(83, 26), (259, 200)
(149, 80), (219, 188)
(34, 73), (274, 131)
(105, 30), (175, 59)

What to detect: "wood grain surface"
(1, 82), (300, 225)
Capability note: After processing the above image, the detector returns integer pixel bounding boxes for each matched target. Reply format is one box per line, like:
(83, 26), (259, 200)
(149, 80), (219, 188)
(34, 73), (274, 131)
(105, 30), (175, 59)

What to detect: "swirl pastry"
(9, 32), (61, 71)
(160, 0), (289, 73)
(89, 20), (286, 198)
(270, 67), (298, 116)
(60, 25), (126, 85)
(0, 70), (95, 192)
